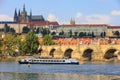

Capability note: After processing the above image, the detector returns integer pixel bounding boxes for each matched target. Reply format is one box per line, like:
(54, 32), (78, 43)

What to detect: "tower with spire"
(70, 18), (75, 25)
(21, 4), (27, 23)
(14, 8), (18, 22)
(29, 9), (32, 22)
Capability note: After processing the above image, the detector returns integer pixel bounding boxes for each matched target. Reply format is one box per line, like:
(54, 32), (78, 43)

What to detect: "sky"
(0, 0), (120, 25)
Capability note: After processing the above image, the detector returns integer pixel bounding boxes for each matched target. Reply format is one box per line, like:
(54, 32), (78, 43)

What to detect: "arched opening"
(38, 48), (43, 56)
(82, 49), (93, 61)
(49, 48), (56, 57)
(64, 48), (73, 58)
(104, 49), (117, 59)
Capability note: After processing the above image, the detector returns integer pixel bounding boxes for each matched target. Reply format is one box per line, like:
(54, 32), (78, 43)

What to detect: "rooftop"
(62, 24), (109, 27)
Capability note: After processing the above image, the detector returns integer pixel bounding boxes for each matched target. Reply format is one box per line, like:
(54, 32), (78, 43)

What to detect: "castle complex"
(0, 5), (120, 37)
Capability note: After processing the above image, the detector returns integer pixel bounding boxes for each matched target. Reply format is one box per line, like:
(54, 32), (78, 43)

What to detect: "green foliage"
(41, 28), (50, 37)
(100, 32), (106, 38)
(3, 34), (17, 56)
(15, 35), (26, 56)
(25, 31), (39, 55)
(43, 35), (54, 45)
(22, 26), (30, 33)
(79, 32), (84, 37)
(69, 30), (72, 38)
(51, 31), (56, 36)
(4, 24), (16, 33)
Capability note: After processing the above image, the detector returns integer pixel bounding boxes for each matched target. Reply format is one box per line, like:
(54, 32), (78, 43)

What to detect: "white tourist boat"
(18, 57), (79, 65)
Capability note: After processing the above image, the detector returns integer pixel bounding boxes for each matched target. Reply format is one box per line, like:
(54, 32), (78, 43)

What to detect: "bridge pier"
(54, 47), (64, 58)
(71, 50), (81, 60)
(92, 52), (104, 61)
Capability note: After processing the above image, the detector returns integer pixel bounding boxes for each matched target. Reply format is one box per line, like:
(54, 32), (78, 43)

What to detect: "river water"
(0, 62), (120, 80)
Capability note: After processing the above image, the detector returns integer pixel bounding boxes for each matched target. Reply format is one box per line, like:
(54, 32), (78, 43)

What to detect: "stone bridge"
(39, 44), (120, 61)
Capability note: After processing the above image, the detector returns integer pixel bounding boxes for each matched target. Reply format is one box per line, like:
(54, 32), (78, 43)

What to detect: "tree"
(2, 34), (17, 57)
(114, 31), (119, 36)
(9, 28), (16, 34)
(51, 31), (56, 36)
(22, 26), (30, 33)
(15, 35), (26, 56)
(36, 27), (42, 34)
(100, 32), (106, 38)
(4, 24), (9, 33)
(43, 35), (54, 45)
(91, 32), (95, 38)
(25, 31), (39, 55)
(69, 30), (72, 38)
(79, 32), (84, 38)
(41, 28), (50, 37)
(74, 32), (78, 36)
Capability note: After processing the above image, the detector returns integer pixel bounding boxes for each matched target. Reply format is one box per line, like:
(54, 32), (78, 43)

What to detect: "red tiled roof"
(61, 24), (108, 27)
(20, 21), (59, 25)
(108, 26), (120, 29)
(49, 22), (59, 25)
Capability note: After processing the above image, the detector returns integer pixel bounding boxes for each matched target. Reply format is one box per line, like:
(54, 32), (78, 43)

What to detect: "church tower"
(70, 18), (75, 25)
(21, 4), (27, 23)
(29, 10), (32, 22)
(18, 9), (21, 22)
(14, 8), (18, 22)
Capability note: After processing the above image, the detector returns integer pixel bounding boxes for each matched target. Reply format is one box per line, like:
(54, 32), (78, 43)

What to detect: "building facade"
(57, 24), (108, 37)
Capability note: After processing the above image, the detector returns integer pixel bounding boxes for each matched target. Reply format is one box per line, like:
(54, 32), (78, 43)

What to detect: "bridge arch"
(82, 48), (93, 61)
(38, 48), (43, 56)
(49, 48), (56, 57)
(64, 48), (73, 58)
(104, 48), (117, 59)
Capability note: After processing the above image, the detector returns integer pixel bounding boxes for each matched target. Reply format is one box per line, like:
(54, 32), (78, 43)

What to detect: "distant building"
(14, 4), (45, 23)
(0, 5), (59, 33)
(57, 19), (120, 37)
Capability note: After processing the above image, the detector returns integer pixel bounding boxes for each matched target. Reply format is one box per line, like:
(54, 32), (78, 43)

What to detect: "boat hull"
(18, 61), (79, 65)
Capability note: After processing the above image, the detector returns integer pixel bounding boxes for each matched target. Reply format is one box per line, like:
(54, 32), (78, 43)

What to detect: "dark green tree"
(25, 31), (39, 55)
(22, 26), (30, 33)
(43, 35), (54, 45)
(69, 30), (72, 38)
(74, 32), (78, 36)
(101, 32), (106, 38)
(79, 32), (84, 38)
(4, 24), (10, 33)
(91, 32), (95, 37)
(114, 31), (119, 36)
(51, 31), (56, 36)
(36, 28), (42, 34)
(41, 28), (50, 37)
(9, 28), (16, 34)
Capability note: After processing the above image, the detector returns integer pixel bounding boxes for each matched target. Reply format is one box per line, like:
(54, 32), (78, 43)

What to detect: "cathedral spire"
(14, 8), (18, 22)
(29, 9), (32, 22)
(30, 9), (32, 17)
(18, 9), (21, 17)
(23, 4), (26, 12)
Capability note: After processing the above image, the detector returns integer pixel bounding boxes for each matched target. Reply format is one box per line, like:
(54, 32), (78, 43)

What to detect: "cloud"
(85, 14), (110, 24)
(74, 12), (111, 24)
(76, 12), (82, 18)
(0, 14), (13, 21)
(111, 10), (120, 16)
(47, 13), (58, 21)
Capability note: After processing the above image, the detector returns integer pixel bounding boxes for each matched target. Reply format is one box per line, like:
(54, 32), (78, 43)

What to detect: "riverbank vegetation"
(0, 31), (54, 62)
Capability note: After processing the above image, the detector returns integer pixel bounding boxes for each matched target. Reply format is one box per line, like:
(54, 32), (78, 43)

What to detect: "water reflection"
(0, 72), (120, 80)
